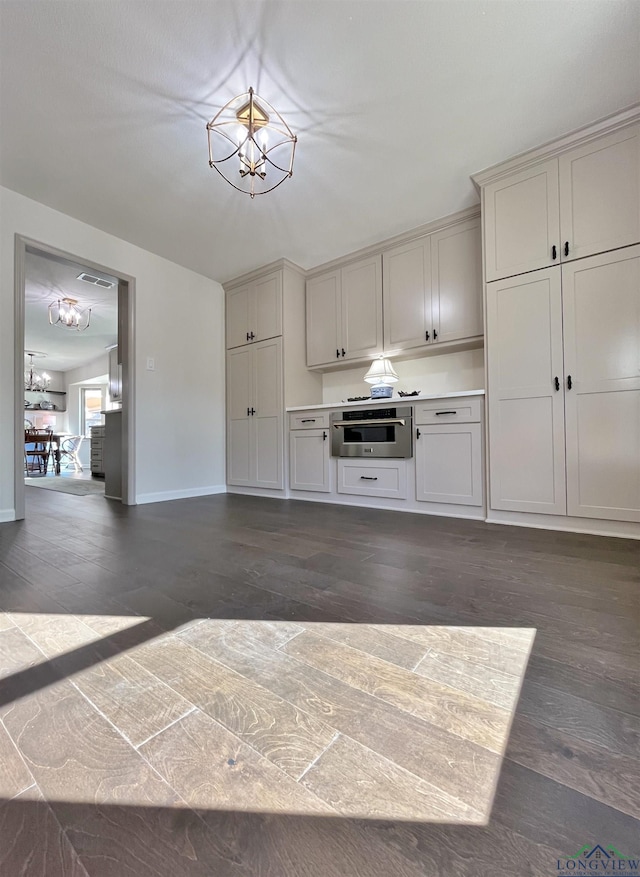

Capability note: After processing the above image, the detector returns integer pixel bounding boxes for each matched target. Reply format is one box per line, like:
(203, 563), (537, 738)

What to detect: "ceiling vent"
(77, 272), (114, 289)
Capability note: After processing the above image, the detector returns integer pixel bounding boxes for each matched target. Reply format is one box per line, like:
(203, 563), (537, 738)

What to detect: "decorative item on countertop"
(346, 396), (370, 402)
(364, 356), (399, 399)
(398, 390), (421, 397)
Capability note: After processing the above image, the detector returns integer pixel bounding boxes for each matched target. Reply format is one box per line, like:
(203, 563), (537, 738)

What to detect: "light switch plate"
(146, 357), (155, 371)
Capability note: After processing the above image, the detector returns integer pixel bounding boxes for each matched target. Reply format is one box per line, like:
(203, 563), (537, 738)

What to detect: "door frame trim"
(14, 234), (136, 517)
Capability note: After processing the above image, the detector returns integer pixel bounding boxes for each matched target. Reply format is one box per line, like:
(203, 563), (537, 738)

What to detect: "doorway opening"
(14, 236), (135, 518)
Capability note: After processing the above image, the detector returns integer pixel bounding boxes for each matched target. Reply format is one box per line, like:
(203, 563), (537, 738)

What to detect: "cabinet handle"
(246, 332), (251, 341)
(251, 407), (256, 415)
(567, 375), (572, 390)
(336, 349), (340, 359)
(323, 431), (327, 441)
(564, 241), (569, 257)
(425, 330), (430, 341)
(552, 245), (557, 260)
(247, 407), (251, 417)
(300, 418), (316, 423)
(341, 348), (346, 357)
(433, 329), (438, 340)
(360, 476), (378, 481)
(554, 376), (560, 391)
(435, 410), (457, 416)
(416, 428), (421, 439)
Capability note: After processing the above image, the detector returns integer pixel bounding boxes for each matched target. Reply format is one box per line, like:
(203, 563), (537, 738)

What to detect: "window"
(81, 387), (104, 436)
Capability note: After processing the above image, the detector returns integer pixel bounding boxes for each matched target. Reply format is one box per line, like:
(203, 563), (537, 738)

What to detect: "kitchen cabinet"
(486, 246), (640, 522)
(337, 459), (407, 500)
(482, 124), (640, 282)
(289, 428), (331, 493)
(306, 255), (383, 367)
(226, 270), (282, 349)
(415, 398), (483, 506)
(383, 217), (482, 354)
(225, 261), (322, 494)
(227, 337), (283, 490)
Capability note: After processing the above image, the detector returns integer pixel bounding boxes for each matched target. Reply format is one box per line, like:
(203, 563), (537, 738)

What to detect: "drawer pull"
(435, 410), (457, 416)
(360, 476), (378, 481)
(333, 418), (406, 427)
(300, 418), (316, 423)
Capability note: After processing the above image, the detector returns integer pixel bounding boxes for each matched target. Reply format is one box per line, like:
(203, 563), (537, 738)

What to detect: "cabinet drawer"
(289, 411), (330, 430)
(414, 397), (482, 425)
(91, 426), (105, 438)
(90, 445), (103, 457)
(337, 459), (407, 499)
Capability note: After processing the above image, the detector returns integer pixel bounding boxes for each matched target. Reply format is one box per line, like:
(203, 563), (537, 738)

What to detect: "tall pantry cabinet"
(474, 109), (640, 531)
(225, 261), (322, 493)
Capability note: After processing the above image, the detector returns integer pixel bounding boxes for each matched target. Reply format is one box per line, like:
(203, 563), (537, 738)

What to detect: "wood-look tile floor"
(0, 489), (638, 876)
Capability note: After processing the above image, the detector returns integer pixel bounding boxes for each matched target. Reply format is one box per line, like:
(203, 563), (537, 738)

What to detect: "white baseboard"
(135, 485), (227, 506)
(486, 510), (640, 540)
(0, 508), (16, 523)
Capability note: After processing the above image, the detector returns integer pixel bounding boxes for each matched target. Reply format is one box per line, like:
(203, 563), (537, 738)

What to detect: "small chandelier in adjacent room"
(24, 353), (50, 391)
(206, 87), (297, 198)
(364, 356), (399, 399)
(48, 297), (91, 331)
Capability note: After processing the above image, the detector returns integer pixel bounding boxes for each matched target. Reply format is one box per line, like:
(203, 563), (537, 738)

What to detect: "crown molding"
(471, 103), (640, 191)
(223, 257), (305, 291)
(305, 205), (480, 278)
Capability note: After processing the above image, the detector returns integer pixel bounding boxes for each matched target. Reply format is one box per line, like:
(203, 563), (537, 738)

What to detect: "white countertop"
(286, 389), (484, 412)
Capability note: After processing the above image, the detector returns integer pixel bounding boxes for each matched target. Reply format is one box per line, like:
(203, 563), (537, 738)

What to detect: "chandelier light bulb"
(48, 297), (91, 331)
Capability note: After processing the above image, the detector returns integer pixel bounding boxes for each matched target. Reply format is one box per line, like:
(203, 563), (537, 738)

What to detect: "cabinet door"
(431, 218), (483, 344)
(289, 429), (330, 492)
(382, 237), (432, 352)
(306, 270), (341, 367)
(226, 284), (252, 348)
(486, 269), (566, 514)
(562, 247), (640, 522)
(416, 423), (482, 506)
(559, 125), (640, 263)
(226, 346), (252, 485)
(254, 271), (282, 342)
(253, 338), (283, 490)
(484, 160), (560, 282)
(341, 256), (383, 361)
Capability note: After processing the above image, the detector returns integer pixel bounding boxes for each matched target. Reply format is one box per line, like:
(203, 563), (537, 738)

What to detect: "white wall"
(0, 186), (226, 520)
(321, 348), (485, 403)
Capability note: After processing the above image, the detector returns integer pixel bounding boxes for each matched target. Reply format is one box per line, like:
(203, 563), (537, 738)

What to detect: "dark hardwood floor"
(0, 488), (638, 876)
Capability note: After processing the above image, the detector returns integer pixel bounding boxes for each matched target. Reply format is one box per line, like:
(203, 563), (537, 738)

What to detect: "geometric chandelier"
(48, 297), (91, 331)
(24, 352), (50, 391)
(206, 87), (297, 199)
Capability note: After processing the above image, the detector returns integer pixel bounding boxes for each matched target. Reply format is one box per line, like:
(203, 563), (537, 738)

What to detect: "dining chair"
(59, 435), (84, 473)
(24, 429), (52, 476)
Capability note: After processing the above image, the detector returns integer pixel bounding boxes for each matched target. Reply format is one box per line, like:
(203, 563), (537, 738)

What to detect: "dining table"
(24, 431), (66, 475)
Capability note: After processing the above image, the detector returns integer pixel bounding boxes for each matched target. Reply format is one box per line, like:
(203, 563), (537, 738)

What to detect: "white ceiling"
(1, 1), (639, 283)
(24, 250), (118, 372)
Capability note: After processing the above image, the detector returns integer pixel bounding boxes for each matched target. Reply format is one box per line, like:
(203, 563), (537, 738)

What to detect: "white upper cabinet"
(383, 237), (432, 353)
(482, 123), (640, 283)
(306, 256), (382, 367)
(341, 256), (383, 361)
(383, 218), (482, 352)
(483, 160), (560, 282)
(226, 270), (282, 348)
(306, 270), (340, 367)
(431, 218), (483, 344)
(562, 246), (640, 522)
(559, 125), (640, 263)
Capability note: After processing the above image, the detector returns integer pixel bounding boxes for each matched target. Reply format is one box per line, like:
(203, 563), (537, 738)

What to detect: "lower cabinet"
(289, 428), (331, 492)
(415, 398), (483, 507)
(337, 459), (407, 500)
(227, 337), (283, 490)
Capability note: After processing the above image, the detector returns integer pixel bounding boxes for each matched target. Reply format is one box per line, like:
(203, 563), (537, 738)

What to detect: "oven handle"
(332, 418), (407, 428)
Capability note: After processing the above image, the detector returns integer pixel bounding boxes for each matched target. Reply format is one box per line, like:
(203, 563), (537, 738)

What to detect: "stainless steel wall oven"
(331, 406), (413, 459)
